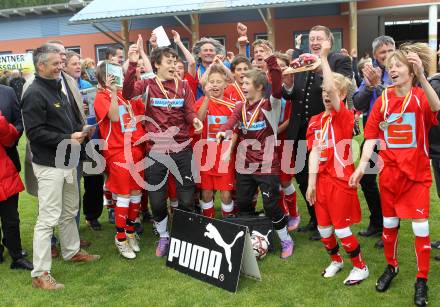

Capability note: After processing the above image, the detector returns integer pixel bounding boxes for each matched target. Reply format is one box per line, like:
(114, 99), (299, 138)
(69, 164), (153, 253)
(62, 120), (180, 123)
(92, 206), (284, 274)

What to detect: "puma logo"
(423, 245), (432, 250)
(204, 223), (244, 272)
(185, 176), (193, 181)
(262, 192), (270, 198)
(416, 208), (425, 215)
(251, 229), (272, 242)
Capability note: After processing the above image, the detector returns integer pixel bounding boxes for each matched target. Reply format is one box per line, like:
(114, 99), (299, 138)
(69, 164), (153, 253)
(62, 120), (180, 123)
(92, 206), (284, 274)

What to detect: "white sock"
(276, 227), (291, 242)
(221, 201), (234, 213)
(283, 184), (295, 196)
(170, 200), (178, 209)
(155, 216), (169, 238)
(200, 200), (214, 210)
(116, 197), (130, 208)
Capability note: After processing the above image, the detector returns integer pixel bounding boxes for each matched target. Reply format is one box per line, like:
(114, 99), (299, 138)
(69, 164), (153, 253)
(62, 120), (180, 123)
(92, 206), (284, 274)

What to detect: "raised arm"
(321, 39), (340, 112)
(408, 52), (440, 112)
(172, 30), (196, 77)
(122, 44), (148, 100)
(137, 34), (153, 73)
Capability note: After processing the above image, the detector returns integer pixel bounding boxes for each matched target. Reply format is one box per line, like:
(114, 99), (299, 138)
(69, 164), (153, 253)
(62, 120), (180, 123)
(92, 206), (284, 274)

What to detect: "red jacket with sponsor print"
(122, 62), (197, 153)
(0, 114), (24, 201)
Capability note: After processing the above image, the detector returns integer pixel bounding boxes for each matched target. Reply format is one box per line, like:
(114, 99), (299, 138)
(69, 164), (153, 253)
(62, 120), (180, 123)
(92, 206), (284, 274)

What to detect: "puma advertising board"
(167, 210), (261, 292)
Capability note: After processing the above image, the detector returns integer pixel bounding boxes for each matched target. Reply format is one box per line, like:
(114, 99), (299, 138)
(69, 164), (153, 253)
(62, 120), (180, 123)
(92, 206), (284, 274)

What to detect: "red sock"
(115, 206), (128, 240)
(285, 192), (298, 217)
(340, 235), (366, 269)
(321, 234), (343, 263)
(415, 235), (431, 280)
(127, 202), (141, 233)
(277, 190), (288, 215)
(382, 227), (399, 268)
(202, 207), (215, 218)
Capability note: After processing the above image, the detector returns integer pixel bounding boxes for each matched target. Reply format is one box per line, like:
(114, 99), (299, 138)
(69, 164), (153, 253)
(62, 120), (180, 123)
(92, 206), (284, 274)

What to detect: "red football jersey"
(306, 101), (355, 187)
(224, 82), (246, 105)
(364, 86), (438, 185)
(194, 96), (235, 176)
(183, 72), (197, 98)
(94, 89), (145, 156)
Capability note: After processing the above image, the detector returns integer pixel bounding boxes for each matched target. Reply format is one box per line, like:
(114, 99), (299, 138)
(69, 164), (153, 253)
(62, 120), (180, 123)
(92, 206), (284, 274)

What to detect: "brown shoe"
(80, 239), (91, 248)
(70, 250), (100, 263)
(32, 272), (64, 290)
(51, 245), (59, 258)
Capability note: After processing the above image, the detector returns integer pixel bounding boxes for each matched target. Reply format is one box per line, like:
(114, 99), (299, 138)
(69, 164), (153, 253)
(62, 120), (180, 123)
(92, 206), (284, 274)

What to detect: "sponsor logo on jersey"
(241, 120), (266, 131)
(151, 98), (184, 108)
(384, 112), (417, 148)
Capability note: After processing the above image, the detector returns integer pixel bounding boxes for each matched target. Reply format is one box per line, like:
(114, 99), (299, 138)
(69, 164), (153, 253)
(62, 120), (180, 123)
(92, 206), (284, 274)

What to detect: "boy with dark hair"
(123, 45), (203, 257)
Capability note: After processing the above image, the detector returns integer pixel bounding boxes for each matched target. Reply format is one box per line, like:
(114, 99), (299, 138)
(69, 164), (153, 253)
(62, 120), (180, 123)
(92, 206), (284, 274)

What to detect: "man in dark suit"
(283, 25), (353, 240)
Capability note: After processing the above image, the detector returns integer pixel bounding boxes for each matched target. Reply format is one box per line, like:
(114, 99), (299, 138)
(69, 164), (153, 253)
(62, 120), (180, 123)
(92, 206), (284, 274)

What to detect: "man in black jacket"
(21, 44), (100, 291)
(0, 84), (33, 270)
(283, 25), (353, 240)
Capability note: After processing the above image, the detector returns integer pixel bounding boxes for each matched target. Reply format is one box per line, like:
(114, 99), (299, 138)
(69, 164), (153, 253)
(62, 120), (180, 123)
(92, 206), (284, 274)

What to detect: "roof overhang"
(69, 0), (353, 25)
(0, 1), (90, 19)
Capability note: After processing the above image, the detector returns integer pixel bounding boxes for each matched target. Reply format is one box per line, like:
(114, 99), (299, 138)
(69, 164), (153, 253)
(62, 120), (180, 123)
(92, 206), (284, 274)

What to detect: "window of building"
(95, 44), (125, 63)
(66, 46), (81, 55)
(171, 38), (191, 62)
(293, 29), (343, 53)
(254, 33), (268, 41)
(211, 36), (226, 47)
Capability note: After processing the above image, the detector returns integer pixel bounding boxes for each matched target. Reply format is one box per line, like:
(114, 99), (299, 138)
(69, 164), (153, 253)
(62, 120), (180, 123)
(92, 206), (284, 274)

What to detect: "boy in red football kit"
(123, 45), (203, 257)
(195, 65), (236, 218)
(350, 43), (440, 306)
(94, 62), (145, 259)
(217, 44), (294, 259)
(306, 40), (369, 285)
(275, 52), (300, 231)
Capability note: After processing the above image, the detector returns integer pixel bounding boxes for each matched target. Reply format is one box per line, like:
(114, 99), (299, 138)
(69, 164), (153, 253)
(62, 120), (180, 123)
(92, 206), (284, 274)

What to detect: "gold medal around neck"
(379, 121), (389, 131)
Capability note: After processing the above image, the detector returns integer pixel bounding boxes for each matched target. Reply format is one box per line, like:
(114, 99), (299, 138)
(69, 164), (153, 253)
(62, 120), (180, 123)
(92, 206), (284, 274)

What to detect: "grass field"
(0, 136), (439, 307)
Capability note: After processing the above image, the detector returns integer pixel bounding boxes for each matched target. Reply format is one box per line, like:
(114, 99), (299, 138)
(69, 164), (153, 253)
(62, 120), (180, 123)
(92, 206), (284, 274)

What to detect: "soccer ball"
(251, 234), (269, 260)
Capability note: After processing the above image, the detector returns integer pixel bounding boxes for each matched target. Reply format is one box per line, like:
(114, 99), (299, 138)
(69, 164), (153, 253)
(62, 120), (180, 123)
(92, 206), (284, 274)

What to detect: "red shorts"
(105, 146), (144, 195)
(315, 174), (361, 229)
(167, 175), (177, 199)
(379, 165), (430, 219)
(200, 171), (235, 191)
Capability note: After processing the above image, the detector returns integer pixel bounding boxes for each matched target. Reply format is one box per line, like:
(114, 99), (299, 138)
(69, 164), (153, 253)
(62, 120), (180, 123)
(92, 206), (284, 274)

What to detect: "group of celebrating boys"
(1, 20), (439, 307)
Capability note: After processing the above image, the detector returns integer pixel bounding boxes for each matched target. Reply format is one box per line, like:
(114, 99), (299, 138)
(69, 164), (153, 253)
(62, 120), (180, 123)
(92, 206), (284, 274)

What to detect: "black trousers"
(0, 194), (23, 261)
(432, 159), (440, 198)
(83, 174), (104, 221)
(359, 141), (383, 228)
(294, 127), (317, 225)
(235, 173), (287, 230)
(147, 150), (195, 221)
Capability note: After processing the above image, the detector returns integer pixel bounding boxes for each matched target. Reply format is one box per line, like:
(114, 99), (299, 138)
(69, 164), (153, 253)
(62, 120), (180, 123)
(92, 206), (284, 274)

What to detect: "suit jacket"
(283, 52), (353, 141)
(0, 84), (23, 172)
(21, 72), (85, 196)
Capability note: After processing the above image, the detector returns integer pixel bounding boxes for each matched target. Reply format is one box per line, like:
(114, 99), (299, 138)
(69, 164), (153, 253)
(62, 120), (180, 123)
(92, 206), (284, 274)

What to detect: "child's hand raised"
(261, 43), (273, 61)
(320, 39), (332, 58)
(407, 51), (424, 79)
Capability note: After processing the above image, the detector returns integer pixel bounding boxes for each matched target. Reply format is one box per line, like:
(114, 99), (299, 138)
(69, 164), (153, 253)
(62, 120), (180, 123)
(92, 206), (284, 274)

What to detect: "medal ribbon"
(155, 76), (179, 100)
(381, 86), (412, 124)
(210, 96), (235, 110)
(320, 114), (331, 144)
(105, 89), (135, 120)
(242, 98), (265, 130)
(232, 81), (246, 103)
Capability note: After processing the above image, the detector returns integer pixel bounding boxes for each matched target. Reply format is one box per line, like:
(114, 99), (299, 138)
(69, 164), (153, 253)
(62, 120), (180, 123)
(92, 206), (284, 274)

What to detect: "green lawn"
(1, 137), (439, 306)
